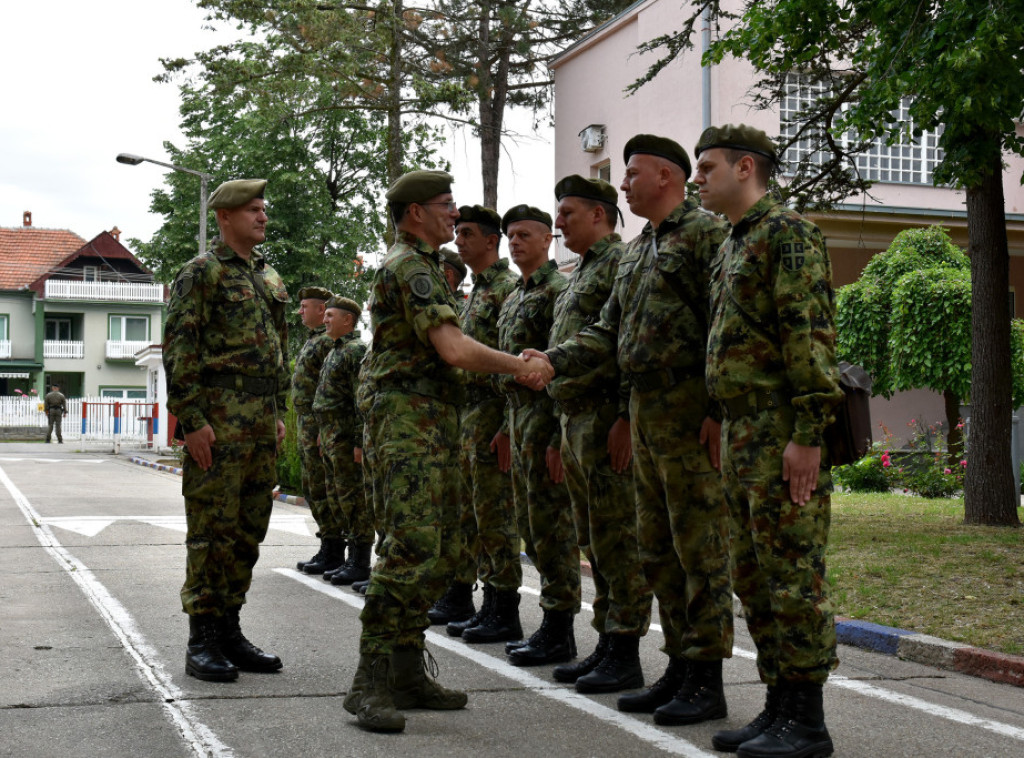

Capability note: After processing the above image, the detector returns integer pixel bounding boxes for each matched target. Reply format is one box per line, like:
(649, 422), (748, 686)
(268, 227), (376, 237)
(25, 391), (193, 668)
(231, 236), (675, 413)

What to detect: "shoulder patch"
(780, 242), (805, 272)
(175, 272), (194, 299)
(408, 272), (434, 300)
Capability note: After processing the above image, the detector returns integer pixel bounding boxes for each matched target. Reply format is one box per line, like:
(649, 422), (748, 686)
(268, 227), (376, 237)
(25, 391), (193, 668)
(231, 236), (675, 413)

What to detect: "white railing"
(0, 395), (158, 443)
(43, 340), (84, 359)
(106, 340), (151, 359)
(44, 280), (165, 303)
(0, 340), (10, 359)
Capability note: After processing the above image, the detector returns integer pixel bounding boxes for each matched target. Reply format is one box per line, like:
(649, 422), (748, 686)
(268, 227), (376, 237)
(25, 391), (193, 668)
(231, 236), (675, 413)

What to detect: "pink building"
(549, 0), (1024, 443)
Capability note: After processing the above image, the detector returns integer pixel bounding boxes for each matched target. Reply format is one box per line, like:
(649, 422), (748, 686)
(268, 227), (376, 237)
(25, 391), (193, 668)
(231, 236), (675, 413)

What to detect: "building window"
(0, 314), (8, 341)
(594, 161), (612, 183)
(780, 73), (944, 185)
(83, 265), (98, 282)
(100, 388), (148, 400)
(109, 315), (149, 342)
(45, 318), (73, 341)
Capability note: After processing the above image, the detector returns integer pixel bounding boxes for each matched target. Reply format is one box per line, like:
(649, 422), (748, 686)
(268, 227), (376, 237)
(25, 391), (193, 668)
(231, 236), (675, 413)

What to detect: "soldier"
(439, 247), (468, 295)
(312, 296), (373, 586)
(695, 124), (841, 758)
(522, 135), (733, 725)
(343, 170), (550, 733)
(443, 205), (522, 644)
(546, 176), (652, 694)
(164, 178), (289, 683)
(291, 286), (344, 577)
(495, 204), (581, 667)
(43, 384), (67, 443)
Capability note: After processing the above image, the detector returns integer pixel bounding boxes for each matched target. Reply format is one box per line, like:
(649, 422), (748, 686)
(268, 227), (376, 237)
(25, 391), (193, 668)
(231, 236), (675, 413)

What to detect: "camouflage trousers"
(46, 411), (64, 442)
(509, 395), (580, 613)
(180, 390), (277, 617)
(319, 415), (373, 544)
(359, 391), (462, 654)
(457, 396), (520, 591)
(361, 423), (382, 537)
(561, 402), (651, 636)
(722, 405), (837, 685)
(297, 411), (341, 538)
(632, 377), (734, 660)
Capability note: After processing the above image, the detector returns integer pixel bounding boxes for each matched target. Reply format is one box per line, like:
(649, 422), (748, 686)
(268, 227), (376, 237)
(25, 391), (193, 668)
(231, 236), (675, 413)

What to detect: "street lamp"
(116, 153), (214, 256)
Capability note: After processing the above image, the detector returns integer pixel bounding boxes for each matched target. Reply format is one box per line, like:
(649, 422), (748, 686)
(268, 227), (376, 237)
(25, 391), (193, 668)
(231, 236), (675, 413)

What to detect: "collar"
(398, 231), (440, 262)
(471, 258), (511, 287)
(521, 258), (557, 289)
(731, 195), (776, 237)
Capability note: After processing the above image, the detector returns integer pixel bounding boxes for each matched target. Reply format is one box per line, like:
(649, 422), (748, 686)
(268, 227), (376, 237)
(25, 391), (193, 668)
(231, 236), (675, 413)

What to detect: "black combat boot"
(736, 682), (833, 758)
(654, 658), (727, 726)
(553, 633), (609, 683)
(185, 615), (238, 682)
(617, 656), (687, 713)
(575, 634), (644, 693)
(352, 578), (370, 594)
(323, 540), (351, 581)
(713, 684), (785, 753)
(219, 608), (282, 672)
(463, 588), (523, 644)
(296, 537), (324, 571)
(347, 653), (405, 733)
(303, 536), (346, 575)
(426, 582), (476, 625)
(449, 584), (495, 637)
(331, 541), (372, 585)
(507, 609), (575, 666)
(390, 647), (468, 710)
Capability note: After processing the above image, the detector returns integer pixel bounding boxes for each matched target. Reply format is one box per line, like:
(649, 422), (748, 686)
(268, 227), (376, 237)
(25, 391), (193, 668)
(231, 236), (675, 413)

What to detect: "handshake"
(514, 349), (555, 391)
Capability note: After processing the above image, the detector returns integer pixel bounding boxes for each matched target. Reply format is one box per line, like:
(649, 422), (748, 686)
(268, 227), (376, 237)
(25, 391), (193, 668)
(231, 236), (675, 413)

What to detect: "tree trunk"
(383, 0), (405, 247)
(943, 388), (963, 467)
(476, 0), (511, 210)
(963, 134), (1021, 526)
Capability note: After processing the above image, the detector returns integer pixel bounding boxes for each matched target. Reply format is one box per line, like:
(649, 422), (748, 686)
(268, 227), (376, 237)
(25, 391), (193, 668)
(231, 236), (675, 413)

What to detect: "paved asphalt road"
(2, 444), (1023, 757)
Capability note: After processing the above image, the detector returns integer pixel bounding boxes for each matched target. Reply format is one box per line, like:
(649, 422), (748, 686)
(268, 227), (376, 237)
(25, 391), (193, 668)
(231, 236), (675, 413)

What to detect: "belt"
(720, 389), (787, 420)
(626, 366), (700, 393)
(202, 373), (277, 397)
(557, 391), (617, 418)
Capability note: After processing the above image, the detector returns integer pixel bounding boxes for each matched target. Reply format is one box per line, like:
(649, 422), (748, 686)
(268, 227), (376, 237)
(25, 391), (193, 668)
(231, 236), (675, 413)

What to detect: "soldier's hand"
(490, 431), (512, 473)
(546, 445), (564, 484)
(517, 349), (555, 389)
(607, 416), (632, 473)
(783, 441), (821, 505)
(699, 417), (722, 471)
(276, 419), (287, 448)
(354, 447), (363, 464)
(184, 424), (216, 471)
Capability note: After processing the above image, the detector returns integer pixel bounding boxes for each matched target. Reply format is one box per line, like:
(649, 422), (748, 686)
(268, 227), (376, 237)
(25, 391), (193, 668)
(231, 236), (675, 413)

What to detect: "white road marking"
(0, 457), (106, 463)
(41, 513), (312, 538)
(0, 464), (235, 758)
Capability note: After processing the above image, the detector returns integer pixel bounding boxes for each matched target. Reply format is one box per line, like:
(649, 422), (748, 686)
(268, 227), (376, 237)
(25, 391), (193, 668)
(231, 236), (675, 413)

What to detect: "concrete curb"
(125, 454), (1022, 689)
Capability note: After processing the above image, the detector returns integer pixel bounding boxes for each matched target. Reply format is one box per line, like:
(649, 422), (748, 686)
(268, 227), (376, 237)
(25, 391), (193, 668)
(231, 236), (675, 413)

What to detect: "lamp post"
(116, 153), (214, 255)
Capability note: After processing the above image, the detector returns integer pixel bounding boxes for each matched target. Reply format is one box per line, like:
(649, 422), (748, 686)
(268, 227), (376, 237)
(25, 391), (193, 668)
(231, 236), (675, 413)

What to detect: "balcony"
(43, 340), (84, 359)
(45, 280), (164, 303)
(0, 340), (10, 359)
(106, 340), (151, 360)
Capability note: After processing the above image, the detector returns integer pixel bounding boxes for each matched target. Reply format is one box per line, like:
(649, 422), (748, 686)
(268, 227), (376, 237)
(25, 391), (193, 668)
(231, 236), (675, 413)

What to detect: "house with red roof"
(0, 211), (166, 398)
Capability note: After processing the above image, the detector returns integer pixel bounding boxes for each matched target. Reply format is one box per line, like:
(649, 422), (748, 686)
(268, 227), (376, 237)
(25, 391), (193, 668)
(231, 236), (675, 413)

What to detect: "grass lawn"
(827, 492), (1024, 656)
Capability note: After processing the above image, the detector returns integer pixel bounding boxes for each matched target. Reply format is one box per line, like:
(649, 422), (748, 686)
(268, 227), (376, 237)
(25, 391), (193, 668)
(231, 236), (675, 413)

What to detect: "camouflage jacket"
(291, 326), (334, 413)
(312, 332), (367, 447)
(547, 198), (728, 389)
(362, 231), (463, 404)
(164, 240), (290, 433)
(43, 391), (66, 416)
(461, 258), (518, 398)
(706, 196), (841, 447)
(547, 233), (628, 415)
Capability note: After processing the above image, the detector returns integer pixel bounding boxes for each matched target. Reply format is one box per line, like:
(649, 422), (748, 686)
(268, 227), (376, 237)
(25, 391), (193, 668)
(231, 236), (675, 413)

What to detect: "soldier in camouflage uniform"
(444, 205), (522, 644)
(545, 176), (652, 694)
(43, 385), (67, 443)
(164, 179), (289, 683)
(343, 170), (547, 733)
(696, 124), (841, 758)
(523, 136), (733, 724)
(494, 204), (581, 668)
(291, 286), (343, 576)
(312, 296), (372, 586)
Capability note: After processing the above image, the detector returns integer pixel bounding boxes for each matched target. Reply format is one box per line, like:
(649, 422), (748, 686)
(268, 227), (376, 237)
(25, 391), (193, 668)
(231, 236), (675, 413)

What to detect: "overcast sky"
(0, 0), (554, 254)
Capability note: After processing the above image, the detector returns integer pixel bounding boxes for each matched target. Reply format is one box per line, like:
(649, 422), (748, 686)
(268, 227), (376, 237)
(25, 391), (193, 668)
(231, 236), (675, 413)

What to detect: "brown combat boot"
(390, 647), (468, 710)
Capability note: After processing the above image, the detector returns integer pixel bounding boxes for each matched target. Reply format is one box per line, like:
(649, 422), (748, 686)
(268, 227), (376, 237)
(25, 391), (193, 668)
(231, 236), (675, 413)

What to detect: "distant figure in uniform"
(164, 178), (290, 683)
(44, 385), (67, 443)
(697, 124), (841, 758)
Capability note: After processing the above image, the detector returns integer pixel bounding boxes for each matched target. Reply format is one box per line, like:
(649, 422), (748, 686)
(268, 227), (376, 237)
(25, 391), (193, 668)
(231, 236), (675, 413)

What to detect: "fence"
(0, 395), (159, 446)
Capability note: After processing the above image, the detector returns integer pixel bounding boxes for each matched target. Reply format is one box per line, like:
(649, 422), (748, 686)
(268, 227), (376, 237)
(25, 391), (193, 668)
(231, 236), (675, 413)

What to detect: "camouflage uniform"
(359, 232), (465, 655)
(548, 198), (733, 661)
(43, 389), (67, 443)
(292, 326), (338, 537)
(313, 332), (371, 544)
(495, 259), (580, 614)
(356, 351), (381, 535)
(706, 196), (842, 685)
(458, 258), (520, 591)
(164, 239), (290, 618)
(548, 233), (651, 637)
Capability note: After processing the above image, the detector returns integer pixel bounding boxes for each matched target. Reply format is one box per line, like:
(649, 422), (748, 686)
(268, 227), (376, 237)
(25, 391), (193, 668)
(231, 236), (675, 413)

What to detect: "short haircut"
(722, 148), (774, 187)
(476, 221), (501, 240)
(389, 201), (410, 226)
(577, 197), (619, 230)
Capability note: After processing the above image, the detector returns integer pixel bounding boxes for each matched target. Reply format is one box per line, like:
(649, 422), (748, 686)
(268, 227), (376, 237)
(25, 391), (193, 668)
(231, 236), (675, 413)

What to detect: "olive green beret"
(501, 204), (553, 235)
(623, 134), (692, 177)
(385, 170), (454, 204)
(695, 124), (779, 165)
(208, 179), (267, 209)
(554, 174), (618, 205)
(325, 295), (362, 316)
(296, 286), (333, 302)
(439, 247), (467, 283)
(457, 205), (502, 232)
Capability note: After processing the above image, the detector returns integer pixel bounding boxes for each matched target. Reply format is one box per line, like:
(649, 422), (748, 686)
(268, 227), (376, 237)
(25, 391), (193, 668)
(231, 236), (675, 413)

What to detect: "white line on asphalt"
(0, 464), (235, 758)
(277, 568), (716, 757)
